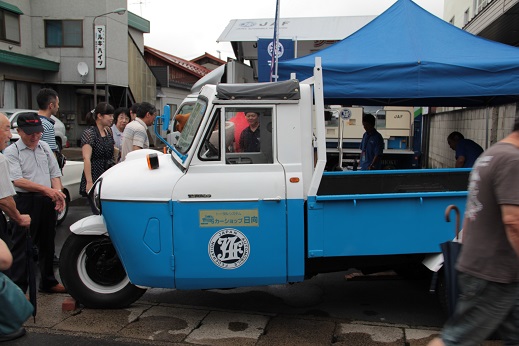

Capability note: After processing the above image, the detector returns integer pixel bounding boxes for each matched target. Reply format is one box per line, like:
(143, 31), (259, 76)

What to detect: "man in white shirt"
(120, 102), (157, 161)
(0, 113), (30, 245)
(4, 114), (66, 294)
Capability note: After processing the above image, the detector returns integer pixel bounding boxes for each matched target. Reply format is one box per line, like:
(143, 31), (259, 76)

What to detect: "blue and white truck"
(59, 61), (469, 308)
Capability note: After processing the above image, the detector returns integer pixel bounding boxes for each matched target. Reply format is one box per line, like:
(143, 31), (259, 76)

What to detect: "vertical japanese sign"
(95, 25), (106, 69)
(257, 38), (294, 82)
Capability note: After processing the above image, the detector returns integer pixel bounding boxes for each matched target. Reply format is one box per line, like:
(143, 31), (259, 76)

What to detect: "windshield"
(175, 99), (208, 154)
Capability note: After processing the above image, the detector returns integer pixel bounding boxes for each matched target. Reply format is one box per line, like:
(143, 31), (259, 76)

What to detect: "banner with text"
(94, 25), (106, 69)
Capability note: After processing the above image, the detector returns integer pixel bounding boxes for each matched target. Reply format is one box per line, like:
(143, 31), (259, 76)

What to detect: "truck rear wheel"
(59, 234), (146, 308)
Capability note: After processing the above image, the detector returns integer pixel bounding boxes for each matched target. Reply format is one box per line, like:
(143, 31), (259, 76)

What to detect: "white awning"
(217, 16), (376, 43)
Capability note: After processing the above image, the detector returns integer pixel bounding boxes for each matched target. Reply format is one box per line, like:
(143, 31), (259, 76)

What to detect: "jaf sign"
(208, 228), (250, 269)
(94, 25), (106, 69)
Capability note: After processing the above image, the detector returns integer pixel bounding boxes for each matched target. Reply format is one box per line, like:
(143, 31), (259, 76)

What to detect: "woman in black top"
(79, 103), (115, 205)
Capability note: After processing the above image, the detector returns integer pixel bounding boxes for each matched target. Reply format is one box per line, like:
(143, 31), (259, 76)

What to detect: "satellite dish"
(77, 62), (89, 76)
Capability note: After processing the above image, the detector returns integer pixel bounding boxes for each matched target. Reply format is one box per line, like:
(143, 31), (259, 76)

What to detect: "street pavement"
(17, 290), (445, 346)
(13, 275), (502, 346)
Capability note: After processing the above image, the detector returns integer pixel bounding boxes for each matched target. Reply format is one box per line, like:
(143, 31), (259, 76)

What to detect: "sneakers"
(0, 327), (26, 342)
(39, 283), (66, 294)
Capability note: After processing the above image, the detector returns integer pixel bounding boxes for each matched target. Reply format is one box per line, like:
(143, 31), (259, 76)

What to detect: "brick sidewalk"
(26, 292), (502, 346)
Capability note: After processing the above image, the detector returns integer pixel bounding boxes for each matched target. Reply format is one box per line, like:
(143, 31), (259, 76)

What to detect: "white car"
(0, 108), (68, 150)
(57, 160), (84, 224)
(4, 135), (83, 225)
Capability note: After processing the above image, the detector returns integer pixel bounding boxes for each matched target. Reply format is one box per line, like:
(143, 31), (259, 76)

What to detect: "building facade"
(0, 0), (216, 147)
(444, 0), (519, 46)
(144, 48), (225, 117)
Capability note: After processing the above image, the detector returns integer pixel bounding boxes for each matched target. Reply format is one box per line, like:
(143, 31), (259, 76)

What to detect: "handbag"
(0, 272), (34, 334)
(104, 159), (115, 170)
(54, 151), (67, 171)
(102, 127), (115, 170)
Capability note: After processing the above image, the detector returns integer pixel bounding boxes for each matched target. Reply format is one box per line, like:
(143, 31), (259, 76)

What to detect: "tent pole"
(485, 107), (489, 149)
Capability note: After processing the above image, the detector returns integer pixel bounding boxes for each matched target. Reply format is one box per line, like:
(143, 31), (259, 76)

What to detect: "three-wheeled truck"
(59, 61), (468, 308)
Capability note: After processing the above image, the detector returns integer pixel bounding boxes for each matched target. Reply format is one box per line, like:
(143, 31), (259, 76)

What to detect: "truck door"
(172, 106), (288, 289)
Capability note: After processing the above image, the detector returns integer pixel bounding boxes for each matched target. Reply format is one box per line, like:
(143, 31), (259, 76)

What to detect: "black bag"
(54, 151), (67, 171)
(104, 159), (115, 170)
(0, 215), (12, 249)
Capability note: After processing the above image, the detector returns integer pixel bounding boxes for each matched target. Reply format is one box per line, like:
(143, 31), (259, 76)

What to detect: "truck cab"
(88, 80), (311, 292)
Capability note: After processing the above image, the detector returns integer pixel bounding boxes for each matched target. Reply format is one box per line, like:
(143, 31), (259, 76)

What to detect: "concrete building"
(0, 0), (152, 145)
(144, 47), (224, 139)
(0, 0), (211, 146)
(444, 0), (519, 46)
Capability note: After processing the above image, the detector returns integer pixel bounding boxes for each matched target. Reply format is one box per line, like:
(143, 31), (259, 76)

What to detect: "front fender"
(70, 215), (108, 236)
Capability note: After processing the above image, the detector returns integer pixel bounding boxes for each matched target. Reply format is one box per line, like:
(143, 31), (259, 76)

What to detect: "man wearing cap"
(4, 113), (66, 294)
(0, 113), (31, 246)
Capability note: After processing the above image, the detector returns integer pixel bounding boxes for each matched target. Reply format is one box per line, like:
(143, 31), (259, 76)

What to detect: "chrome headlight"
(88, 178), (103, 215)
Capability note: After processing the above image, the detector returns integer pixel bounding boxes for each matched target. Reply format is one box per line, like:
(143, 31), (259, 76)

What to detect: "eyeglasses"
(25, 132), (42, 137)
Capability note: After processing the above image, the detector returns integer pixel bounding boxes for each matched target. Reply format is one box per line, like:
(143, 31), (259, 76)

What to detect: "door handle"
(263, 197), (282, 202)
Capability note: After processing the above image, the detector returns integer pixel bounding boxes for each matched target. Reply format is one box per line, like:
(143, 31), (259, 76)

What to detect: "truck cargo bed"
(307, 168), (469, 259)
(317, 168), (470, 195)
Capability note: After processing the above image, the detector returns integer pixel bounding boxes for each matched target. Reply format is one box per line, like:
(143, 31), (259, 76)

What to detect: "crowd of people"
(0, 88), (158, 341)
(0, 91), (67, 340)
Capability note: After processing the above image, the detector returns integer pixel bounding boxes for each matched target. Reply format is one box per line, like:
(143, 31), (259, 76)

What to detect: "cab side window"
(224, 108), (273, 164)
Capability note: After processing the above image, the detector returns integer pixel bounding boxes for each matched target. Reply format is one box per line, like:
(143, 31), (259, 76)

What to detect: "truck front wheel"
(59, 234), (146, 308)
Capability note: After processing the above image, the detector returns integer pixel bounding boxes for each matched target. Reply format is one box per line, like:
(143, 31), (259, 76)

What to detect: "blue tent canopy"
(278, 0), (519, 106)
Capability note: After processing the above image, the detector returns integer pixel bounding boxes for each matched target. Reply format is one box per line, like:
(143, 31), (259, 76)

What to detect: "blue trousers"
(442, 272), (519, 346)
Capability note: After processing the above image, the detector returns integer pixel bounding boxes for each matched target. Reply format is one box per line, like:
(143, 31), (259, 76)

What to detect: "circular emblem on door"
(208, 228), (250, 270)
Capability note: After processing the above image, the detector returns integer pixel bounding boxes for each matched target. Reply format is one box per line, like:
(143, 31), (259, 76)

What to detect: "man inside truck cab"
(359, 113), (384, 170)
(239, 111), (260, 152)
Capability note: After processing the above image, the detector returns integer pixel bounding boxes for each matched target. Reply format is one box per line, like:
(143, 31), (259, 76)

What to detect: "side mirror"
(162, 105), (170, 132)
